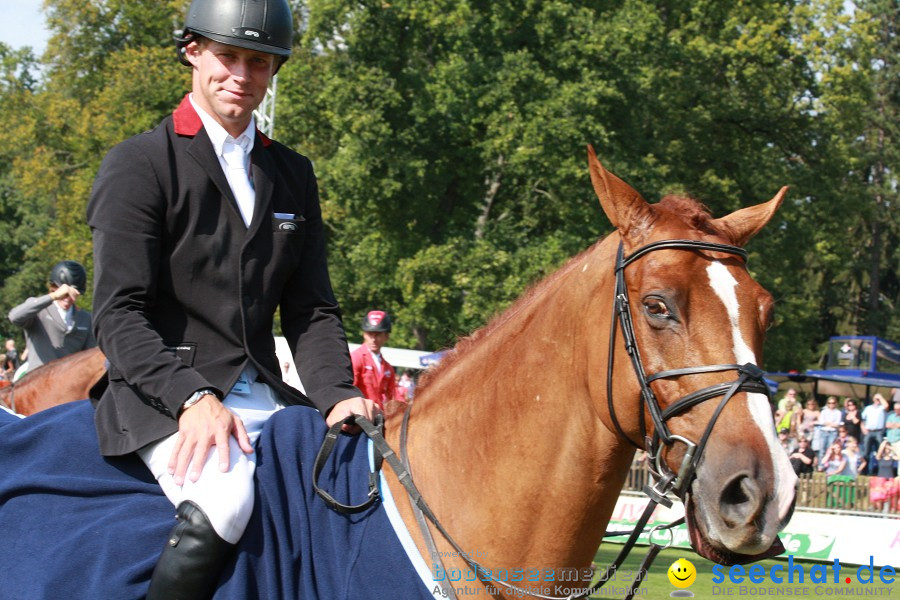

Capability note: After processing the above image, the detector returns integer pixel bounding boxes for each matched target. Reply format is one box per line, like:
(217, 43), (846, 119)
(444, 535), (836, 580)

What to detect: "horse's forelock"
(656, 195), (718, 234)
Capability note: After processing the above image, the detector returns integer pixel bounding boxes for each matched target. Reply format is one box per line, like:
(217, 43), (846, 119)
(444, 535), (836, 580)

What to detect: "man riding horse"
(86, 0), (377, 596)
(8, 260), (96, 377)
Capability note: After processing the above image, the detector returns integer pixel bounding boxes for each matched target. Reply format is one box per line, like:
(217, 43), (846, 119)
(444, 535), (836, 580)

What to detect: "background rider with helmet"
(7, 260), (96, 374)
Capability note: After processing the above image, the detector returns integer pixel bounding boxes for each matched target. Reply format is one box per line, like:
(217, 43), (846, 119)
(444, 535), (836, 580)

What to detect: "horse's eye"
(644, 299), (670, 318)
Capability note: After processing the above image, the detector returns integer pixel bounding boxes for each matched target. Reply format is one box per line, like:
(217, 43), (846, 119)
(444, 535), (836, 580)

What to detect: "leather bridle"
(314, 236), (775, 600)
(606, 239), (772, 501)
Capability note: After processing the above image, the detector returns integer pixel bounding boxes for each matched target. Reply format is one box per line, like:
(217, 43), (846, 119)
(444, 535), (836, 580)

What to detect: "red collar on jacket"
(172, 94), (273, 147)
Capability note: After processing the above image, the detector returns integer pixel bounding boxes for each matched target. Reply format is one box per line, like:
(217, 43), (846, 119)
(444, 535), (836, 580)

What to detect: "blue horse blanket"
(0, 401), (434, 599)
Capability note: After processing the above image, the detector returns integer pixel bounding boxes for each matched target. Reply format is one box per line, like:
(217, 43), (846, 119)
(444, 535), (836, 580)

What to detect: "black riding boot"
(146, 500), (235, 600)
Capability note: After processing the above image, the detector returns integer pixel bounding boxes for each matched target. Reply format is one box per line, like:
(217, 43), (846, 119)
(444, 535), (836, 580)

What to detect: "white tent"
(273, 337), (439, 393)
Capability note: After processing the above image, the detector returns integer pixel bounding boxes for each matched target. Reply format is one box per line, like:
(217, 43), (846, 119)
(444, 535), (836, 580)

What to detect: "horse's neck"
(385, 238), (635, 574)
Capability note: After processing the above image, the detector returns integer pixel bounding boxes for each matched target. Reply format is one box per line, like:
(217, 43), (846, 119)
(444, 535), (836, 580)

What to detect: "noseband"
(605, 239), (771, 499)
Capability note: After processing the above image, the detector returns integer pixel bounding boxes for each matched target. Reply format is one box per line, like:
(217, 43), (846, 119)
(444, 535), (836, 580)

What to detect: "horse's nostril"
(718, 474), (762, 528)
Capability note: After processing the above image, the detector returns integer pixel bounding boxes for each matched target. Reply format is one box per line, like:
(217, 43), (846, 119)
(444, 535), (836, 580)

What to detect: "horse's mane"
(415, 195), (719, 393)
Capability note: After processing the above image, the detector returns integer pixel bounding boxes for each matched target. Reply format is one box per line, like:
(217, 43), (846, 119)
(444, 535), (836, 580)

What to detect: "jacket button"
(243, 294), (253, 307)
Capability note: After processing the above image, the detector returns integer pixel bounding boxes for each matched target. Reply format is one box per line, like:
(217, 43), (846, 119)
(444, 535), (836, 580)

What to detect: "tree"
(278, 0), (824, 357)
(0, 0), (895, 374)
(0, 2), (186, 340)
(783, 0), (900, 361)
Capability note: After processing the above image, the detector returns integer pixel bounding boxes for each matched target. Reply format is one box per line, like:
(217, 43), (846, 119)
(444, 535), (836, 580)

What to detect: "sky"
(2, 1), (51, 55)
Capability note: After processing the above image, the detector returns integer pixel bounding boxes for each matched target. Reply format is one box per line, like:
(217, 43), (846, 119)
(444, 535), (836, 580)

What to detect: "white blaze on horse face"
(705, 262), (797, 521)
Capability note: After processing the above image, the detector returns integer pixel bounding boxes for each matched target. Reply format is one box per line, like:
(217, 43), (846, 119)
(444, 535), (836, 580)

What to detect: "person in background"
(1, 340), (18, 382)
(85, 0), (373, 596)
(778, 427), (798, 455)
(789, 436), (816, 476)
(820, 442), (846, 475)
(7, 261), (96, 373)
(817, 396), (843, 464)
(4, 339), (19, 372)
(868, 440), (899, 512)
(862, 393), (889, 472)
(778, 388), (799, 412)
(395, 369), (415, 403)
(774, 394), (800, 437)
(841, 398), (862, 443)
(840, 437), (865, 479)
(798, 397), (821, 454)
(351, 310), (397, 410)
(835, 425), (851, 449)
(280, 359), (303, 392)
(886, 400), (900, 458)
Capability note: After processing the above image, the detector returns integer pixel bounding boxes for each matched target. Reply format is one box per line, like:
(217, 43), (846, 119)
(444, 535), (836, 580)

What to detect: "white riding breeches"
(137, 368), (284, 544)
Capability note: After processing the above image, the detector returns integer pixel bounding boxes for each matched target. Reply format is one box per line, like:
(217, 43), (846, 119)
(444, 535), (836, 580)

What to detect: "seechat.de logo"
(712, 555), (896, 587)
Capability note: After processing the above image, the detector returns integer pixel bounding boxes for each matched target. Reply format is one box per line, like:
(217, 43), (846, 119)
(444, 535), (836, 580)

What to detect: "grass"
(590, 545), (896, 599)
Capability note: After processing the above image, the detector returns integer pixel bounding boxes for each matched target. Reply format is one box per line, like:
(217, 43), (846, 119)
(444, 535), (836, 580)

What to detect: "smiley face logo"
(667, 558), (696, 588)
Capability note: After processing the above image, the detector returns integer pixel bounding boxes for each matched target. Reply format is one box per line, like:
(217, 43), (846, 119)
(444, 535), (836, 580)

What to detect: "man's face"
(362, 331), (389, 354)
(185, 39), (275, 136)
(894, 402), (900, 415)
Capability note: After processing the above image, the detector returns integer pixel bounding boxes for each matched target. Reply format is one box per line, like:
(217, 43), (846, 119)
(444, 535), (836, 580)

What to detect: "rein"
(314, 236), (773, 600)
(316, 409), (665, 600)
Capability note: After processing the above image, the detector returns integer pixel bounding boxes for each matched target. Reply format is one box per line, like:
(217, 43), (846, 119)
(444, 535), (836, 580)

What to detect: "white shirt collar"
(189, 93), (256, 157)
(53, 301), (73, 326)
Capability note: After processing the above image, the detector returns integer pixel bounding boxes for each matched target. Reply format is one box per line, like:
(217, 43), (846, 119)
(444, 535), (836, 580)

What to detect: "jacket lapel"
(247, 135), (275, 239)
(185, 128), (240, 214)
(175, 95), (254, 229)
(46, 303), (66, 332)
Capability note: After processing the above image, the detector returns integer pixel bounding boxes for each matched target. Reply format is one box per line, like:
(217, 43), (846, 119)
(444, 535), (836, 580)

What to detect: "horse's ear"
(587, 145), (653, 241)
(712, 186), (788, 247)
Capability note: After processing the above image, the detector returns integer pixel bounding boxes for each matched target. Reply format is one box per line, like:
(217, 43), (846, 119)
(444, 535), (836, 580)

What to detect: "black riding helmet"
(49, 260), (87, 294)
(175, 0), (293, 70)
(361, 311), (392, 333)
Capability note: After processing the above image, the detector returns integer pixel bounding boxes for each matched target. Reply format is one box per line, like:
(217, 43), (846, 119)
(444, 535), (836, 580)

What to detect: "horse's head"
(588, 146), (796, 565)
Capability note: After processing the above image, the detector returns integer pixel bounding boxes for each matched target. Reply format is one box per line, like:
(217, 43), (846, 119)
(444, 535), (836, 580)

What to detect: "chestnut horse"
(0, 347), (106, 416)
(379, 148), (797, 597)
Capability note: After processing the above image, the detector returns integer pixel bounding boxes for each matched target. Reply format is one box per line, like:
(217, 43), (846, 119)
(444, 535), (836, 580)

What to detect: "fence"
(623, 461), (900, 516)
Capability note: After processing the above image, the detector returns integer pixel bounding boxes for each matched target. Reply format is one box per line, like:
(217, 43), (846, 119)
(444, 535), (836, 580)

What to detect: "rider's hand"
(168, 395), (253, 485)
(50, 284), (80, 302)
(326, 396), (380, 434)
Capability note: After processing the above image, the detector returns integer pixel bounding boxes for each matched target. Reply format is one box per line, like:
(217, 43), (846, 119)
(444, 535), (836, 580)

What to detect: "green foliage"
(0, 2), (186, 342)
(0, 0), (897, 374)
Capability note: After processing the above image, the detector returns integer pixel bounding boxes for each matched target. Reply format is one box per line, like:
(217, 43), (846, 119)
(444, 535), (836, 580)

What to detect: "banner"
(606, 493), (900, 567)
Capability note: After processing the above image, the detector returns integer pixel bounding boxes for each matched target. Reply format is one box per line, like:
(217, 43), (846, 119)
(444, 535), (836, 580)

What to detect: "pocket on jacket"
(164, 343), (197, 367)
(273, 216), (306, 235)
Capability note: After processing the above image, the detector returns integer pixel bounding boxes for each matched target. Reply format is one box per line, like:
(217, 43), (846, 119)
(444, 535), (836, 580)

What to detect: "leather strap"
(312, 414), (383, 515)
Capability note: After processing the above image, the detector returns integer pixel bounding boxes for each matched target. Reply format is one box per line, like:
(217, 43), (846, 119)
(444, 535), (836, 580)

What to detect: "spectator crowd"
(774, 387), (900, 512)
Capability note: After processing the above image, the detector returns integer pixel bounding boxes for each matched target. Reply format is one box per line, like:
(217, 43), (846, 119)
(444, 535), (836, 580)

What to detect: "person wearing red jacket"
(351, 311), (396, 410)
